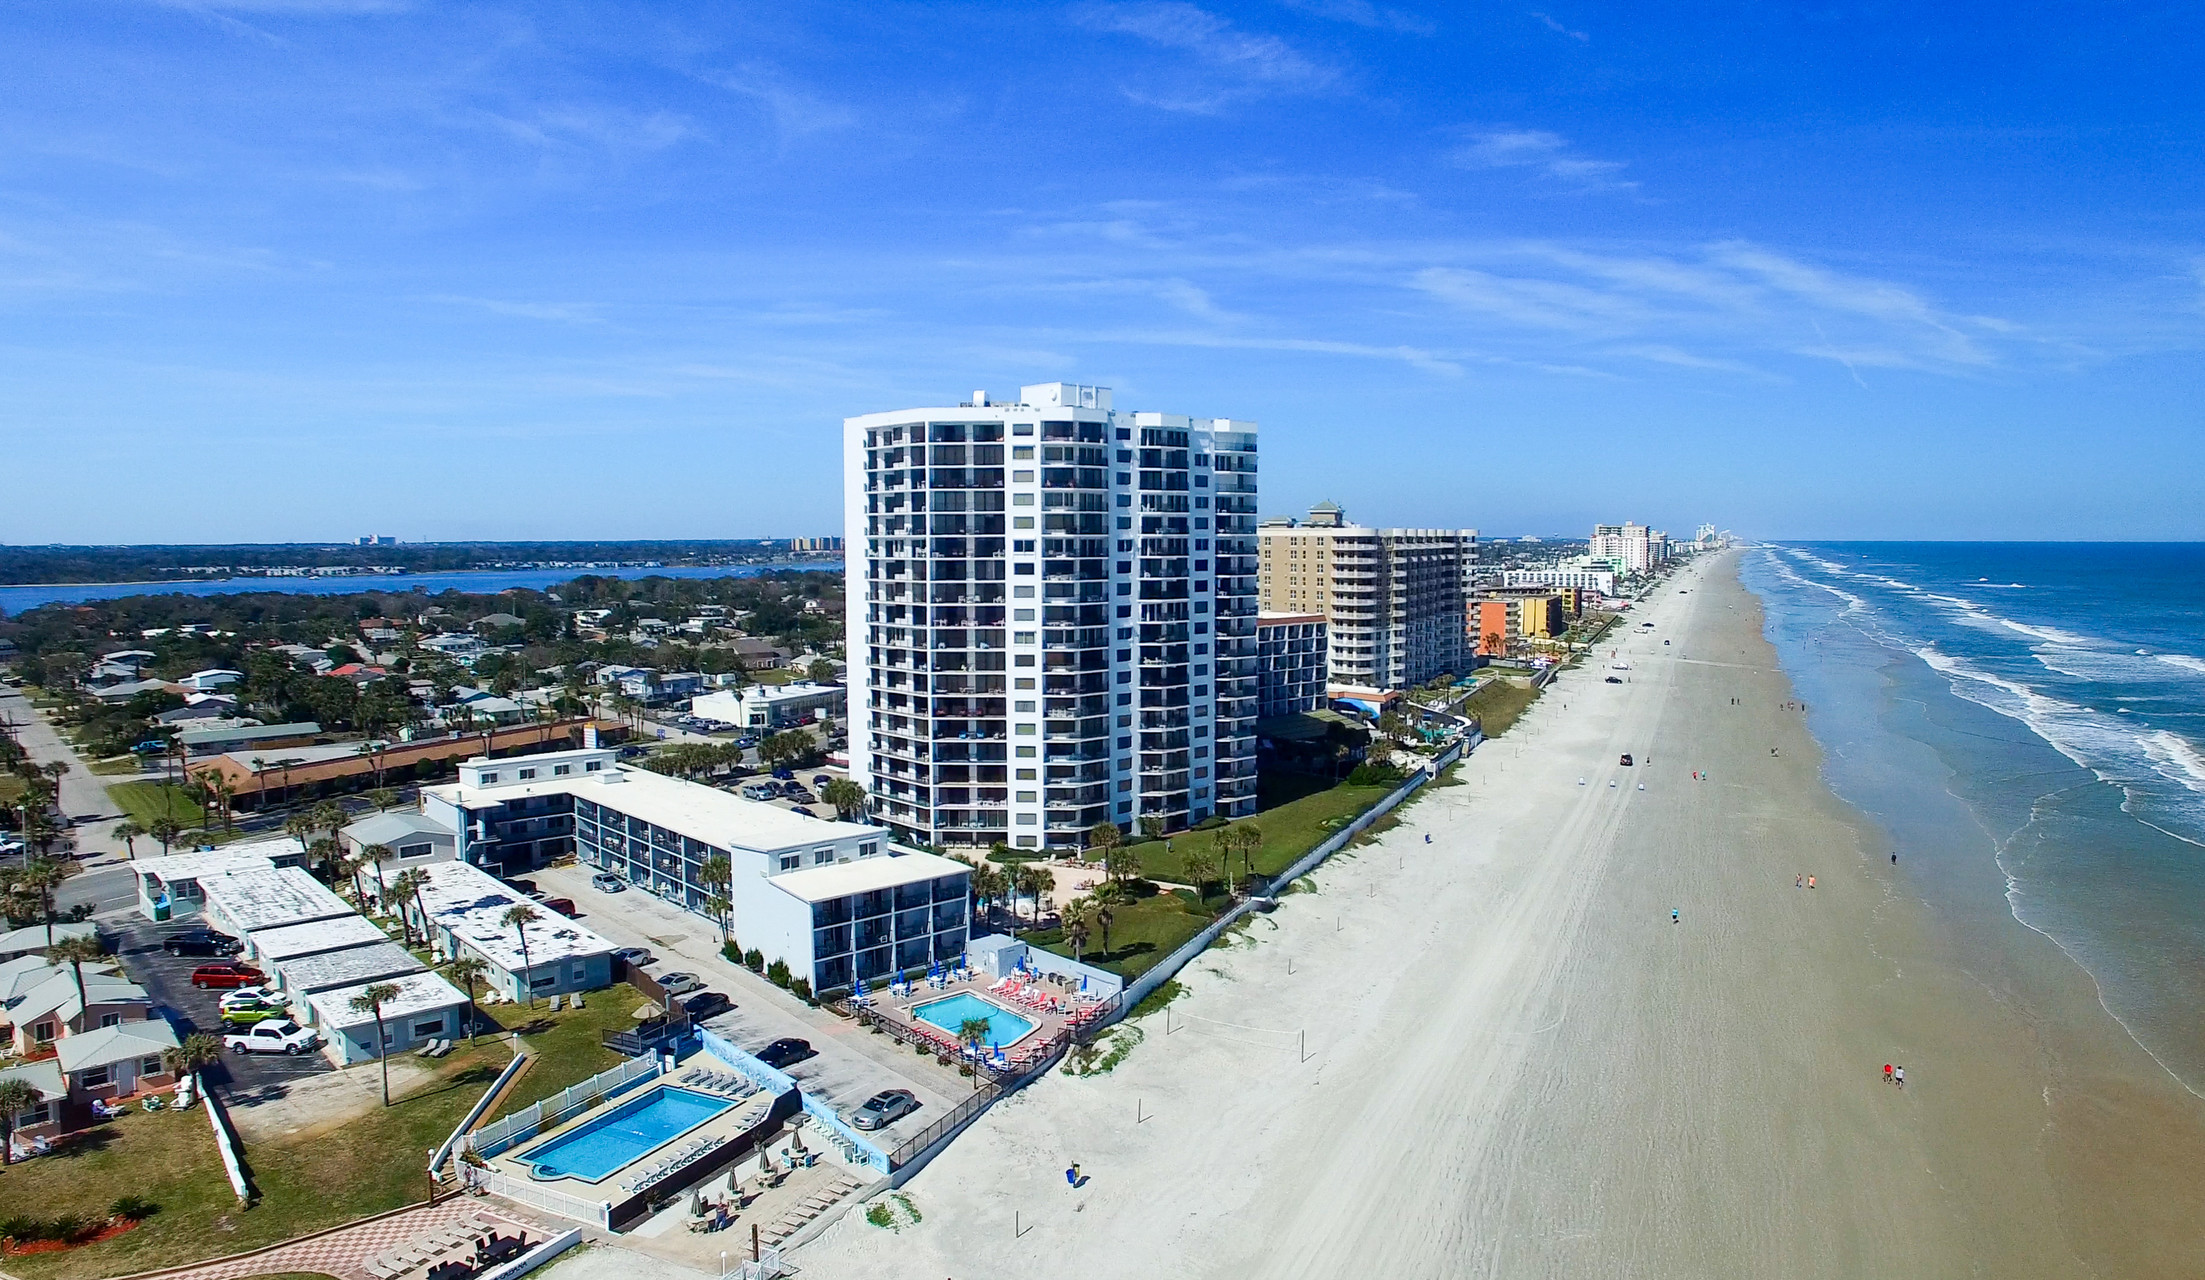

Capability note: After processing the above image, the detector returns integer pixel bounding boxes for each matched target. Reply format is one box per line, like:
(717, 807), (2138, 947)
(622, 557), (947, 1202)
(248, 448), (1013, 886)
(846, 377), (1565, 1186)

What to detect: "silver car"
(851, 1089), (920, 1131)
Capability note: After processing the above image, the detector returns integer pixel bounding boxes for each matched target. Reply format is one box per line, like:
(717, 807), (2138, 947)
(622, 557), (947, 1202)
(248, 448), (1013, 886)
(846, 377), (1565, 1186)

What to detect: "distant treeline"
(0, 540), (818, 584)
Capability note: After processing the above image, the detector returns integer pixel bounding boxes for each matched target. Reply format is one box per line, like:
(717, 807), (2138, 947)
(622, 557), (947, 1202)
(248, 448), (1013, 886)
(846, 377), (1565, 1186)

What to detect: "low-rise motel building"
(1468, 588), (1575, 655)
(421, 746), (972, 998)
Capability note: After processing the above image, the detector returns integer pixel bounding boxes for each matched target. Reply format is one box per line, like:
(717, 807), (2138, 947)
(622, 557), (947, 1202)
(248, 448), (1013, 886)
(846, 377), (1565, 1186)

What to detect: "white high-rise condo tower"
(845, 383), (1260, 853)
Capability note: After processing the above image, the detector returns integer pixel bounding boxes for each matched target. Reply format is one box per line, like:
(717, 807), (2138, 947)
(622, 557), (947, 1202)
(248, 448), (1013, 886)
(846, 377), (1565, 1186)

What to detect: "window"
(518, 768), (537, 780)
(1012, 445), (1034, 458)
(80, 1066), (110, 1087)
(412, 1016), (445, 1038)
(860, 841), (880, 857)
(530, 974), (557, 990)
(1014, 517), (1035, 529)
(813, 850), (836, 865)
(398, 843), (433, 860)
(140, 1055), (162, 1076)
(586, 761), (604, 772)
(780, 854), (801, 871)
(100, 1012), (122, 1028)
(480, 772), (499, 784)
(554, 764), (571, 776)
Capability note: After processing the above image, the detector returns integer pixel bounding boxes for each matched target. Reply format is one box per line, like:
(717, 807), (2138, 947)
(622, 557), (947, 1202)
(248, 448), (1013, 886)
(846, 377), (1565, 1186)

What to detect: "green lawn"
(0, 775), (22, 806)
(1028, 882), (1225, 978)
(1129, 779), (1396, 885)
(3, 986), (649, 1279)
(105, 780), (206, 830)
(87, 756), (146, 776)
(1460, 677), (1541, 738)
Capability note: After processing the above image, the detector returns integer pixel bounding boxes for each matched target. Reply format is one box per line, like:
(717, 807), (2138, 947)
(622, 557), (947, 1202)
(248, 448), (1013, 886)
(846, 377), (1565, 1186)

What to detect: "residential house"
(178, 668), (245, 691)
(404, 860), (615, 1002)
(0, 920), (98, 964)
(340, 810), (458, 882)
(729, 638), (789, 671)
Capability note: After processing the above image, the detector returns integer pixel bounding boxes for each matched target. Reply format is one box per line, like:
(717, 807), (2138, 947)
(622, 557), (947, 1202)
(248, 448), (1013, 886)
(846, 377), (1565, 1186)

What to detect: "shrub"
(765, 959), (791, 989)
(1191, 815), (1227, 831)
(107, 1195), (158, 1222)
(1346, 762), (1404, 787)
(791, 978), (813, 1003)
(1, 1216), (42, 1241)
(720, 940), (742, 965)
(743, 948), (764, 972)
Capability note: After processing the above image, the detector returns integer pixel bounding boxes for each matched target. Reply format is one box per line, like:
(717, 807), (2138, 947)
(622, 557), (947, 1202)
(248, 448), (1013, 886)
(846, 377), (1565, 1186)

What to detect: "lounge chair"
(548, 994), (565, 1012)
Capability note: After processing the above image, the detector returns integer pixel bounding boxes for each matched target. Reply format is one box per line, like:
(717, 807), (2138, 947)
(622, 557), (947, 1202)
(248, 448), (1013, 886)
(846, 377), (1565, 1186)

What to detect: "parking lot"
(106, 916), (335, 1101)
(531, 863), (965, 1149)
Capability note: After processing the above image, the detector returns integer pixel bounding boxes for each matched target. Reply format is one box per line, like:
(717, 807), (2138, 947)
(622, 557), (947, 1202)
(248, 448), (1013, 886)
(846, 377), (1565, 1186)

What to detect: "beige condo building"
(1257, 501), (1468, 691)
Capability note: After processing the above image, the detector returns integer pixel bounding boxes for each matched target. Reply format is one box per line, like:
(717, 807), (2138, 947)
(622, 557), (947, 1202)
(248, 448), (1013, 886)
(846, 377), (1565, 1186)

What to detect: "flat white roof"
(135, 848), (276, 885)
(411, 862), (615, 973)
(276, 940), (426, 993)
(218, 834), (311, 865)
(307, 970), (470, 1032)
(423, 764), (879, 858)
(202, 867), (353, 933)
(767, 850), (971, 905)
(248, 914), (393, 962)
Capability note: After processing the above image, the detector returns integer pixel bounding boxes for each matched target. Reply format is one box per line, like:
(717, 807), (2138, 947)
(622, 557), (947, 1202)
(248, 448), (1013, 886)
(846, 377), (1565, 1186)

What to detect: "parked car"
(191, 962), (265, 990)
(590, 872), (626, 893)
(658, 971), (704, 996)
(1664, 639), (1671, 646)
(740, 783), (780, 802)
(220, 1003), (285, 1027)
(771, 767), (794, 781)
(734, 736), (759, 749)
(755, 1037), (814, 1068)
(1605, 676), (1624, 684)
(218, 986), (287, 1013)
(612, 946), (654, 968)
(681, 991), (732, 1020)
(851, 1089), (920, 1131)
(811, 774), (834, 790)
(164, 929), (242, 957)
(543, 897), (578, 918)
(784, 788), (817, 805)
(1619, 754), (1634, 767)
(225, 1019), (318, 1055)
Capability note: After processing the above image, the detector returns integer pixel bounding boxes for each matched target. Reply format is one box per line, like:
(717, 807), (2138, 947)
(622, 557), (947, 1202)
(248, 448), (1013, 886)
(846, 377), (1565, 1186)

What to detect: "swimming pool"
(517, 1085), (732, 1183)
(912, 992), (1036, 1047)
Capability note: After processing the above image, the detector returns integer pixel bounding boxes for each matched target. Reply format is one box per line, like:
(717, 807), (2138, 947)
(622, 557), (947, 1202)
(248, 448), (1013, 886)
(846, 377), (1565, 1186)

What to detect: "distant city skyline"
(3, 3), (2199, 543)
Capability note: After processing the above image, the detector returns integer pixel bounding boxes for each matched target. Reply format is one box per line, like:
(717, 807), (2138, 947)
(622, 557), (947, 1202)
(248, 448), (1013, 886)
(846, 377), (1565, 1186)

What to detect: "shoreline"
(789, 551), (2205, 1278)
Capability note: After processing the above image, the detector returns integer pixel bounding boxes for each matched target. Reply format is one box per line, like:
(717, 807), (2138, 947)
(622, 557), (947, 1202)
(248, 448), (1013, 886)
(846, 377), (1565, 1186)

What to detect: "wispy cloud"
(1277, 0), (1436, 36)
(1450, 128), (1634, 192)
(1076, 2), (1337, 111)
(430, 295), (603, 325)
(1531, 11), (1588, 41)
(701, 65), (859, 143)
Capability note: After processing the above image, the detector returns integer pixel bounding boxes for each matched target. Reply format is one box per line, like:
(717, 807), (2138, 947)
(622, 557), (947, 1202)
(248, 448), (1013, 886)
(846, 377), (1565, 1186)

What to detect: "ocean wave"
(2160, 655), (2205, 676)
(1765, 551), (1867, 613)
(2144, 731), (2205, 796)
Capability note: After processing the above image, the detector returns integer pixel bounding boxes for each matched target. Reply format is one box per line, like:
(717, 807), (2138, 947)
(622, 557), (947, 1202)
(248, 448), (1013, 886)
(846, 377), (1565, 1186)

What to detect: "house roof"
(90, 678), (172, 701)
(0, 920), (99, 962)
(177, 721), (320, 748)
(0, 1059), (67, 1102)
(342, 811), (455, 848)
(133, 848), (278, 888)
(201, 866), (353, 933)
(247, 914), (393, 962)
(410, 862), (615, 973)
(4, 963), (147, 1026)
(306, 970), (469, 1033)
(766, 850), (971, 905)
(276, 940), (426, 994)
(56, 1019), (180, 1074)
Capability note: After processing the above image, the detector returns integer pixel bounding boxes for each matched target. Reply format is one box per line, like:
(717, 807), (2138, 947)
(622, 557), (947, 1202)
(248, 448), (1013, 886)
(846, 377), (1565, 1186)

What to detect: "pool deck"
(487, 1066), (777, 1193)
(855, 971), (1108, 1074)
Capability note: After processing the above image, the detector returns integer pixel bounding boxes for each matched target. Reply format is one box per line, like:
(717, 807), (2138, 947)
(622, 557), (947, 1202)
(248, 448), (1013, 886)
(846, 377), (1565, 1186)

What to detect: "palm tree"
(1181, 845), (1221, 914)
(283, 812), (320, 859)
(1093, 889), (1116, 957)
(444, 953), (488, 1042)
(0, 1077), (42, 1166)
(367, 787), (398, 813)
(1061, 899), (1093, 961)
(359, 843), (393, 906)
(312, 800), (349, 865)
(702, 853), (733, 944)
(1014, 864), (1053, 924)
(249, 756), (269, 811)
(956, 1016), (991, 1058)
(820, 777), (866, 821)
(349, 982), (405, 1106)
(1227, 823), (1263, 892)
(1087, 820), (1122, 872)
(45, 933), (104, 1023)
(1103, 842), (1142, 888)
(112, 819), (146, 859)
(1139, 815), (1166, 845)
(388, 867), (428, 946)
(162, 1032), (222, 1084)
(16, 859), (65, 947)
(500, 904), (541, 1007)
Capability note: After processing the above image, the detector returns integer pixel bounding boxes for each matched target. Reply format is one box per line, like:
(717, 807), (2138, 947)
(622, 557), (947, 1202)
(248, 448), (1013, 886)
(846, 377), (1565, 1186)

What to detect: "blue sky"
(2, 1), (2201, 543)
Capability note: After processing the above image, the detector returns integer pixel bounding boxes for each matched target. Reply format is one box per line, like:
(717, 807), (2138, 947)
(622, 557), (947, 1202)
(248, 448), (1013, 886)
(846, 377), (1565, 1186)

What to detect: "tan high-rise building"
(1257, 501), (1468, 690)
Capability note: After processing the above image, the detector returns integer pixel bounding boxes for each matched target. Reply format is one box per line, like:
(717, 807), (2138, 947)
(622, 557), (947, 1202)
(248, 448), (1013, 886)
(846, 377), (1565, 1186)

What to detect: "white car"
(1611, 663), (1632, 671)
(225, 1019), (318, 1055)
(219, 986), (287, 1013)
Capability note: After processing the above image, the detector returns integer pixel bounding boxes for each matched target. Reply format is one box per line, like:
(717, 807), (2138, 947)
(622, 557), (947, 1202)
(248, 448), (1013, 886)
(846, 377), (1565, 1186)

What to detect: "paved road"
(57, 864), (140, 915)
(0, 686), (126, 858)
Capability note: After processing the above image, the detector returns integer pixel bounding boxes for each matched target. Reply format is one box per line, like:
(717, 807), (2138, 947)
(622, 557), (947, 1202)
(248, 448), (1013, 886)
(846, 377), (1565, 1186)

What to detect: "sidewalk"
(1, 687), (126, 858)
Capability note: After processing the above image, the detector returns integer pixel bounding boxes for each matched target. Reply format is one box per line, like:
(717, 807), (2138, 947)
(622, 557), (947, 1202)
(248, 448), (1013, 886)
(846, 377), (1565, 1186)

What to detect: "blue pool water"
(518, 1086), (732, 1182)
(912, 992), (1035, 1047)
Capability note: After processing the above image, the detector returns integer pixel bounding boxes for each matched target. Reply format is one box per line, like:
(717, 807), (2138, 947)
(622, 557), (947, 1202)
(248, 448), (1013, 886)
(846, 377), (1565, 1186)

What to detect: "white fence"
(473, 1169), (612, 1229)
(1115, 739), (1471, 1016)
(200, 1073), (252, 1205)
(722, 1247), (787, 1279)
(464, 1055), (662, 1159)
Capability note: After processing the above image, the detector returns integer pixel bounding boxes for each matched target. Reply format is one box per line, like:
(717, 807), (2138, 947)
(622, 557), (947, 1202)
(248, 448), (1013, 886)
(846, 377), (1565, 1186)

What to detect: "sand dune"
(797, 553), (2205, 1279)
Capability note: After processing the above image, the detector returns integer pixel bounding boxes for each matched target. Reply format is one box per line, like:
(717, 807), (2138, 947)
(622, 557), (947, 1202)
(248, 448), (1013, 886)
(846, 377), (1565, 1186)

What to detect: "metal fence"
(464, 1055), (662, 1159)
(721, 1247), (787, 1280)
(887, 1081), (1001, 1169)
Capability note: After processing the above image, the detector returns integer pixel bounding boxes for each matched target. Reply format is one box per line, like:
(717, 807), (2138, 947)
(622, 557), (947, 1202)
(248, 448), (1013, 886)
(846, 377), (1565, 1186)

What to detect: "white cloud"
(1531, 11), (1589, 41)
(1277, 0), (1436, 36)
(1450, 128), (1634, 192)
(1076, 2), (1337, 111)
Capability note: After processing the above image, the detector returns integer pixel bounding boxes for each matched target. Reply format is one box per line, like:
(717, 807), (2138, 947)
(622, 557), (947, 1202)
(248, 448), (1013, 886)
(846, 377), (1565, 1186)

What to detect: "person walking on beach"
(1808, 876), (1816, 889)
(1894, 1066), (1904, 1089)
(1067, 1162), (1082, 1186)
(1671, 908), (1680, 924)
(1885, 1063), (1894, 1083)
(1797, 874), (1804, 888)
(1892, 851), (1899, 865)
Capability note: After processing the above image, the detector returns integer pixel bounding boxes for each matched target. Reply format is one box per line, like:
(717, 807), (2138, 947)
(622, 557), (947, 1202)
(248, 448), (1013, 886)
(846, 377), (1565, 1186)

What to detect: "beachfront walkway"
(128, 1198), (547, 1280)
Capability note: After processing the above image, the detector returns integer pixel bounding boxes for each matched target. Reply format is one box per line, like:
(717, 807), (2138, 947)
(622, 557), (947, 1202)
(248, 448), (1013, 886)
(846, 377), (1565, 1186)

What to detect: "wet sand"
(798, 552), (2205, 1278)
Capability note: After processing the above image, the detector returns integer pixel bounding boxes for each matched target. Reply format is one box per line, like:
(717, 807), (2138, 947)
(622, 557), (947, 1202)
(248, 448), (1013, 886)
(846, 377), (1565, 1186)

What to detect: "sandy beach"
(797, 552), (2205, 1279)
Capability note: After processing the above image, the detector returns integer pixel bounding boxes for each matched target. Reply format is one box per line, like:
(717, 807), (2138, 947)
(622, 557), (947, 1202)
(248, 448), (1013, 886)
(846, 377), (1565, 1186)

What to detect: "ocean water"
(1742, 543), (2205, 1095)
(0, 562), (801, 616)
